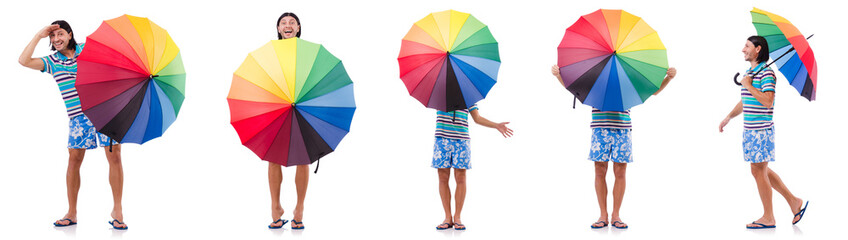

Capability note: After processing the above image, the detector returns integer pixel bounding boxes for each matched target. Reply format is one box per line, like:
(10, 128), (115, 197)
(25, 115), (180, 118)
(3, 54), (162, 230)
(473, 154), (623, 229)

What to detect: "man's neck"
(59, 48), (75, 58)
(749, 60), (760, 68)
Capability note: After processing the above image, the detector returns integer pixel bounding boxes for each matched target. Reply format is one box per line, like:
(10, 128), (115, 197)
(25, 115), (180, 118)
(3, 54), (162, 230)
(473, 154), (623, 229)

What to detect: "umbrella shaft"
(754, 34), (814, 76)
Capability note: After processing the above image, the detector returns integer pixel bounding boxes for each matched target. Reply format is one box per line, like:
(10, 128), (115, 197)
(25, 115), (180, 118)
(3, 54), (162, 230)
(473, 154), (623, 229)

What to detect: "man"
(552, 65), (676, 229)
(718, 35), (808, 229)
(18, 20), (127, 230)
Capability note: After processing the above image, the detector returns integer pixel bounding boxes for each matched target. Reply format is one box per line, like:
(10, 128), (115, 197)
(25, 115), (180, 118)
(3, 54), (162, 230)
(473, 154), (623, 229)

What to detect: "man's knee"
(438, 169), (451, 183)
(594, 162), (608, 178)
(454, 170), (467, 185)
(613, 163), (627, 179)
(68, 149), (85, 167)
(750, 163), (767, 177)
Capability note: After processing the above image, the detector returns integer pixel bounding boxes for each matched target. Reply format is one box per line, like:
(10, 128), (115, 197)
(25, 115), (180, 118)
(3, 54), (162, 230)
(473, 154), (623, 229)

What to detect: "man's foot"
(452, 216), (465, 230)
(453, 222), (466, 230)
(611, 217), (628, 229)
(110, 210), (127, 229)
(436, 222), (453, 230)
(292, 208), (304, 229)
(591, 216), (609, 228)
(590, 221), (608, 228)
(792, 199), (808, 225)
(108, 219), (128, 230)
(612, 221), (628, 229)
(746, 221), (776, 229)
(53, 217), (77, 227)
(268, 219), (288, 229)
(270, 205), (285, 228)
(291, 220), (305, 229)
(746, 217), (775, 228)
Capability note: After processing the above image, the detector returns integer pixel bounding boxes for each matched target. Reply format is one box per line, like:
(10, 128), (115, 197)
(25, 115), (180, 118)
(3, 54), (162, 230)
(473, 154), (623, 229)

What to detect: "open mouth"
(284, 30), (293, 34)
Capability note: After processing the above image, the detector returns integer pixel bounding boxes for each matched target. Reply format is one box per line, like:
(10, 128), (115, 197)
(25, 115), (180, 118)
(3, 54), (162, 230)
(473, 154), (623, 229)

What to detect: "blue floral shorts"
(432, 137), (471, 169)
(68, 114), (112, 149)
(589, 128), (632, 163)
(743, 127), (775, 163)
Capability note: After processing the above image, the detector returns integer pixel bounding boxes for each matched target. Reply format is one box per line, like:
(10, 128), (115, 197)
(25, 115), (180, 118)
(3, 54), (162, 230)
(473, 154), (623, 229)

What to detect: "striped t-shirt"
(435, 105), (479, 140)
(41, 43), (85, 118)
(742, 62), (776, 130)
(590, 108), (631, 129)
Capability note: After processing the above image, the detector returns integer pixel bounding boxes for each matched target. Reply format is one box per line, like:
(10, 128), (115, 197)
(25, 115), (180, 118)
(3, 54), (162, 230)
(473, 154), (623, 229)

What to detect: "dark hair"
(747, 35), (769, 63)
(276, 12), (301, 39)
(49, 20), (77, 51)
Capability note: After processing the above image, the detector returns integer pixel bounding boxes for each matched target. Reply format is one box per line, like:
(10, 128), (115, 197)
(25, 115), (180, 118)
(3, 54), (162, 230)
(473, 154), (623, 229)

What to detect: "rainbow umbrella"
(751, 7), (817, 100)
(557, 9), (668, 111)
(229, 38), (355, 167)
(77, 14), (185, 144)
(398, 10), (499, 112)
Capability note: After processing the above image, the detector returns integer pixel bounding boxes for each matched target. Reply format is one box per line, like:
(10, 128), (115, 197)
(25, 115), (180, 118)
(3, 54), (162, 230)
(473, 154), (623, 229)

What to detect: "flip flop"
(793, 201), (809, 225)
(746, 221), (775, 229)
(268, 219), (289, 229)
(291, 220), (305, 230)
(436, 222), (453, 230)
(590, 221), (608, 229)
(108, 219), (128, 230)
(454, 223), (466, 230)
(53, 218), (77, 227)
(612, 221), (628, 229)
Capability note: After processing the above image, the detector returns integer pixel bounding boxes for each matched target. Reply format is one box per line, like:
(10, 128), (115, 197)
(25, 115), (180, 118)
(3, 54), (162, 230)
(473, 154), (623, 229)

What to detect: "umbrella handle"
(572, 94), (577, 109)
(733, 72), (742, 86)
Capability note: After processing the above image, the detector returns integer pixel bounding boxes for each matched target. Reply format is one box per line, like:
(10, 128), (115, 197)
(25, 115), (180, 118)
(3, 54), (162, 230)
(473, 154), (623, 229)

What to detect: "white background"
(0, 0), (843, 239)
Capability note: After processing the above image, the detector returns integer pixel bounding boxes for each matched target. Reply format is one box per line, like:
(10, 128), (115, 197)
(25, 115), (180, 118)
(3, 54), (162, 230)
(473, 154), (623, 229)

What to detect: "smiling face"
(277, 16), (300, 39)
(742, 40), (760, 62)
(49, 28), (72, 51)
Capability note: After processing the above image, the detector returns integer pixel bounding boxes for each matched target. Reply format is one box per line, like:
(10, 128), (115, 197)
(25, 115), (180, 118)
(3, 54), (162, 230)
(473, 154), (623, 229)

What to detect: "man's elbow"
(763, 99), (775, 108)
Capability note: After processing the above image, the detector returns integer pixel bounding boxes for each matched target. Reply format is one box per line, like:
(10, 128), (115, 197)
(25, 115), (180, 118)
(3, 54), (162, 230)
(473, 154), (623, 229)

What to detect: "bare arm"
(469, 109), (513, 138)
(740, 76), (775, 108)
(719, 100), (743, 133)
(653, 67), (677, 95)
(19, 25), (59, 71)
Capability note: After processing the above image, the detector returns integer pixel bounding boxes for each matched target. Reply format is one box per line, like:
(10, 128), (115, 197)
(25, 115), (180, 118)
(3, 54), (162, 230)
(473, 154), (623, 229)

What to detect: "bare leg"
(748, 162), (775, 227)
(105, 144), (126, 229)
(767, 168), (804, 223)
(292, 164), (309, 228)
(611, 162), (627, 228)
(268, 162), (284, 227)
(592, 162), (609, 227)
(56, 149), (85, 226)
(437, 168), (452, 226)
(453, 169), (467, 227)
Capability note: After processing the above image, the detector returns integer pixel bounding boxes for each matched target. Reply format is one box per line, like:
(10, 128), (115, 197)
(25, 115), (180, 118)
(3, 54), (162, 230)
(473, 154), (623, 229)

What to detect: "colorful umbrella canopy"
(398, 10), (500, 112)
(751, 7), (817, 100)
(77, 14), (185, 144)
(557, 9), (668, 111)
(229, 38), (355, 167)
